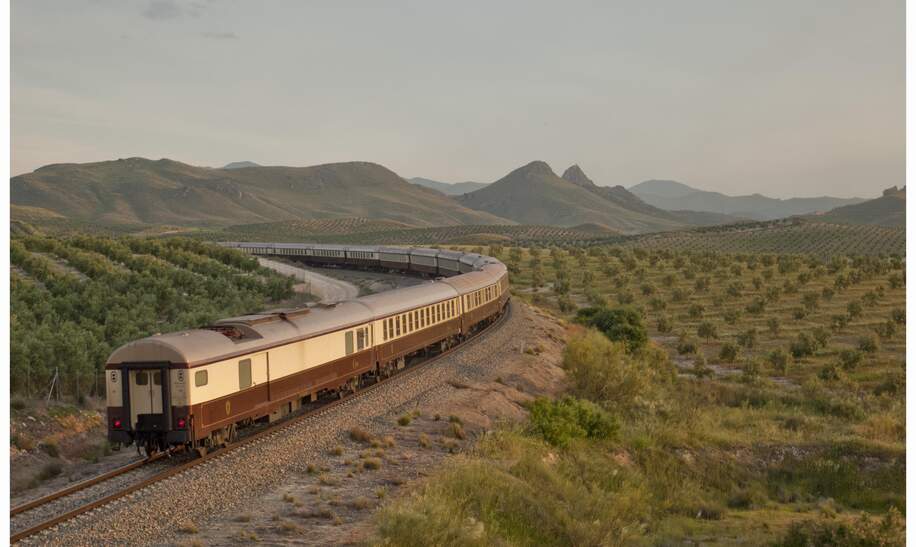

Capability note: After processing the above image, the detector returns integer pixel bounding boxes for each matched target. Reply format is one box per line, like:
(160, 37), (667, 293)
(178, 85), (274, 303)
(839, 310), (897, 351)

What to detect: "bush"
(718, 342), (739, 362)
(574, 307), (647, 353)
(563, 330), (673, 415)
(790, 333), (817, 359)
(767, 348), (790, 375)
(857, 334), (879, 353)
(529, 397), (618, 447)
(736, 328), (757, 349)
(677, 335), (698, 356)
(838, 349), (863, 371)
(697, 321), (718, 342)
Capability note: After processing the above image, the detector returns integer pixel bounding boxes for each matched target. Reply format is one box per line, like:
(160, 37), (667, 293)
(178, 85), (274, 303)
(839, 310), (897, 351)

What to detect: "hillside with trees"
(10, 236), (296, 400)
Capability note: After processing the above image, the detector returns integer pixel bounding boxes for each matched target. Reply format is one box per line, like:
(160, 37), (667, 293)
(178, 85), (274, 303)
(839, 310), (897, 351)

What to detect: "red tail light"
(177, 417), (187, 429)
(113, 419), (122, 429)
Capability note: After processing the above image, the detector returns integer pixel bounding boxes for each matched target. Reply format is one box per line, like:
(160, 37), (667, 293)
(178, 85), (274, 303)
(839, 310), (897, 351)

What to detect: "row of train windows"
(350, 251), (375, 259)
(345, 327), (371, 355)
(464, 284), (499, 310)
(381, 299), (457, 341)
(313, 249), (343, 257)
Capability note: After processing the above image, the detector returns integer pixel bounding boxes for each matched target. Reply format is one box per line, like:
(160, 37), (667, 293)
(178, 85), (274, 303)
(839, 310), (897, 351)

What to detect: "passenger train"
(106, 244), (509, 456)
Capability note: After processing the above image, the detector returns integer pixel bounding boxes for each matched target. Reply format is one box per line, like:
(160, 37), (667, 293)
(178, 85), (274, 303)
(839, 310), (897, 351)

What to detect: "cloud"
(143, 0), (182, 20)
(201, 31), (239, 40)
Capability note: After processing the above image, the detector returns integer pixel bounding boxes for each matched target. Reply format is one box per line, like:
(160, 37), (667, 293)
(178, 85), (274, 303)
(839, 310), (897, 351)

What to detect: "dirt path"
(258, 257), (359, 303)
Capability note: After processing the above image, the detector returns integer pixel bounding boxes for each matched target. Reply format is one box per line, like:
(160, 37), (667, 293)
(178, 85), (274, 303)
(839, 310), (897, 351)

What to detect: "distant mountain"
(223, 161), (262, 169)
(630, 179), (867, 220)
(456, 161), (686, 233)
(814, 186), (905, 227)
(409, 177), (490, 196)
(11, 158), (511, 227)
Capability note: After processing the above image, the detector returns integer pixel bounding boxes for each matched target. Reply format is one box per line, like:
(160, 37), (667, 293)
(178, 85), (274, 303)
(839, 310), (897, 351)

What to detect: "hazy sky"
(12, 0), (903, 198)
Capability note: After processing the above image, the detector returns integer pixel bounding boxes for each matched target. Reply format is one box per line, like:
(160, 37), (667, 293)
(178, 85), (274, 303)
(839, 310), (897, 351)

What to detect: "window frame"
(239, 358), (252, 389)
(195, 370), (208, 387)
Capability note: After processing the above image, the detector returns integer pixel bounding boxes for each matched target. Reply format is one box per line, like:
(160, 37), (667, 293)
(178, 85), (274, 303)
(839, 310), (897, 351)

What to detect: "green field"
(374, 244), (905, 545)
(10, 235), (295, 400)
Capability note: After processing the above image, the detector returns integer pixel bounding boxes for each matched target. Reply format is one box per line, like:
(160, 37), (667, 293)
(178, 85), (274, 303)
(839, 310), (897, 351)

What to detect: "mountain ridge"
(456, 161), (687, 233)
(630, 179), (868, 220)
(11, 157), (512, 227)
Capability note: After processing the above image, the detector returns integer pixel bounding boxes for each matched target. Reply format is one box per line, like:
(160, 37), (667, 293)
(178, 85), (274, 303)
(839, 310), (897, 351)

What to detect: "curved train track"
(11, 301), (512, 544)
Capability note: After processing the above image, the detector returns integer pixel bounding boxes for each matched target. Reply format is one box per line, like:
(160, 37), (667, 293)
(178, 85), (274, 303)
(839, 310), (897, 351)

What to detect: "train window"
(345, 331), (354, 355)
(357, 328), (367, 350)
(395, 317), (401, 336)
(383, 320), (388, 341)
(408, 313), (414, 332)
(195, 370), (208, 387)
(136, 372), (148, 386)
(426, 307), (431, 325)
(239, 359), (252, 389)
(152, 371), (162, 386)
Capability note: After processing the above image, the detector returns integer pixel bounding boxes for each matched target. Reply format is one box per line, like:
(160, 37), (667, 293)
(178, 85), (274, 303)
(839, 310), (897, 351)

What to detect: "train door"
(129, 369), (164, 429)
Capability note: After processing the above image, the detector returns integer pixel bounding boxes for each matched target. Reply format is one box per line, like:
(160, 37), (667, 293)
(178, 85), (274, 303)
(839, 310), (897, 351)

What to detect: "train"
(105, 244), (509, 456)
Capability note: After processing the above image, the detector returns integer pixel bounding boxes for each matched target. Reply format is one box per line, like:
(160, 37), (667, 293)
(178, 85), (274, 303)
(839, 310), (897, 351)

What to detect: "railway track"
(11, 302), (512, 544)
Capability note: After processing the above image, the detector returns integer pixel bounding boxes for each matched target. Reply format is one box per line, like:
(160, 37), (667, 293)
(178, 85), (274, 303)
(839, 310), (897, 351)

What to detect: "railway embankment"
(22, 303), (566, 546)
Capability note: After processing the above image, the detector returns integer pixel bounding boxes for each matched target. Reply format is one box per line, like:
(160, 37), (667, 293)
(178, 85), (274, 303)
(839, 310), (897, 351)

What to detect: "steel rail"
(11, 302), (511, 544)
(10, 450), (171, 517)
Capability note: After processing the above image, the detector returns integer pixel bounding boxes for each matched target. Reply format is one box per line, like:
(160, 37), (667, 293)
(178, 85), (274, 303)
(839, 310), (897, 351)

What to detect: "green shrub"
(767, 348), (790, 374)
(837, 349), (863, 371)
(790, 333), (817, 359)
(857, 334), (879, 353)
(529, 397), (618, 447)
(563, 330), (673, 415)
(574, 307), (647, 353)
(718, 342), (739, 362)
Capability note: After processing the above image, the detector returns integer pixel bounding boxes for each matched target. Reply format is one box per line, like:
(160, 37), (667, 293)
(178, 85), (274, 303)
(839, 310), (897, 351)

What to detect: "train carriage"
(307, 244), (348, 266)
(408, 248), (439, 275)
(458, 253), (483, 274)
(345, 246), (380, 267)
(378, 247), (410, 271)
(108, 244), (510, 456)
(436, 250), (463, 276)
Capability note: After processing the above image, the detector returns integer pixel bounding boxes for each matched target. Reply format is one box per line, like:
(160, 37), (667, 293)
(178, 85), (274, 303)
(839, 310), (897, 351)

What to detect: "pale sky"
(12, 0), (903, 198)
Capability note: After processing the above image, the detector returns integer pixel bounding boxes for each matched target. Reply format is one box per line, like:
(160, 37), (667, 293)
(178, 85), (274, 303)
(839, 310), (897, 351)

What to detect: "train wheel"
(195, 446), (208, 458)
(143, 440), (157, 458)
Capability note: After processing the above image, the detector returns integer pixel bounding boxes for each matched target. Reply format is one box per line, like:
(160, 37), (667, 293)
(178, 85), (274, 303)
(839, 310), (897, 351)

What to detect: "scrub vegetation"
(10, 235), (294, 400)
(372, 244), (905, 545)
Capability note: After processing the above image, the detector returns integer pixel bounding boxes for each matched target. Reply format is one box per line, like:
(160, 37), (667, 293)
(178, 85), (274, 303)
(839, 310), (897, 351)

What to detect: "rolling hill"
(560, 166), (744, 227)
(409, 177), (490, 196)
(11, 158), (511, 228)
(456, 161), (687, 233)
(629, 179), (866, 220)
(813, 186), (905, 227)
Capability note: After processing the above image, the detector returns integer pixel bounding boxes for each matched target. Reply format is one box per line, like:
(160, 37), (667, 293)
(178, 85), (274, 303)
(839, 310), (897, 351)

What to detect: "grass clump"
(349, 427), (373, 444)
(397, 414), (412, 426)
(528, 396), (617, 448)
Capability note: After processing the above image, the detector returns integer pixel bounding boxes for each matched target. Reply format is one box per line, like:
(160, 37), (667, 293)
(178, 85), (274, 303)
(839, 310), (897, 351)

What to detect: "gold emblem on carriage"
(225, 401), (231, 415)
